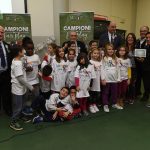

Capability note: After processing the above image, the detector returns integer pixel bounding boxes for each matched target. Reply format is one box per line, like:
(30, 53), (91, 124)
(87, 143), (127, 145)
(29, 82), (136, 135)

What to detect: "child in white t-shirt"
(24, 41), (41, 115)
(116, 46), (131, 107)
(51, 46), (68, 93)
(39, 65), (53, 99)
(101, 44), (123, 112)
(66, 49), (77, 87)
(10, 45), (34, 131)
(89, 48), (101, 113)
(75, 53), (96, 116)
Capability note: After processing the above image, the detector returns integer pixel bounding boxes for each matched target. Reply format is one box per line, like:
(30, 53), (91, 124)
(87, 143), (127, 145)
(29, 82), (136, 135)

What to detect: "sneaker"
(83, 110), (89, 116)
(146, 99), (150, 107)
(32, 115), (43, 124)
(93, 104), (99, 112)
(129, 99), (134, 105)
(21, 116), (31, 123)
(112, 104), (123, 110)
(10, 121), (23, 131)
(140, 95), (149, 102)
(89, 105), (96, 113)
(103, 105), (109, 112)
(22, 107), (33, 116)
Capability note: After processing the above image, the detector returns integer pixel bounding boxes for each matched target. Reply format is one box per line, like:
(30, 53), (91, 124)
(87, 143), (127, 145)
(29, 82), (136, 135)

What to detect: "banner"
(0, 13), (32, 43)
(60, 12), (94, 46)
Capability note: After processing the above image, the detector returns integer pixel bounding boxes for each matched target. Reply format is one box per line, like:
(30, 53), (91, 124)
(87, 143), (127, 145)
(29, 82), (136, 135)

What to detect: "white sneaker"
(93, 104), (99, 112)
(103, 105), (109, 112)
(89, 105), (96, 113)
(112, 104), (123, 110)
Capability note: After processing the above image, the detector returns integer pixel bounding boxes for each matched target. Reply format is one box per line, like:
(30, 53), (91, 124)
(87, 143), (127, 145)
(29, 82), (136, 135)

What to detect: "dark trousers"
(89, 91), (101, 105)
(102, 83), (118, 105)
(118, 80), (128, 99)
(40, 90), (51, 100)
(126, 68), (136, 100)
(31, 95), (53, 121)
(142, 70), (150, 97)
(0, 71), (12, 115)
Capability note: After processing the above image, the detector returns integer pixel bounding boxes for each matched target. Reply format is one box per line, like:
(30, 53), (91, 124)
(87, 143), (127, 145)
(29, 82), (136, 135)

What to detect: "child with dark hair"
(10, 45), (34, 131)
(116, 46), (131, 107)
(66, 49), (77, 87)
(23, 41), (41, 116)
(75, 53), (96, 116)
(32, 87), (72, 123)
(39, 65), (53, 99)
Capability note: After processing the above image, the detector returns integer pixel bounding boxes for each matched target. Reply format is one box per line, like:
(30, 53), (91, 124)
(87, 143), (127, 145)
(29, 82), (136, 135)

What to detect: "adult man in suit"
(62, 31), (87, 55)
(0, 25), (12, 116)
(135, 26), (149, 100)
(99, 21), (123, 50)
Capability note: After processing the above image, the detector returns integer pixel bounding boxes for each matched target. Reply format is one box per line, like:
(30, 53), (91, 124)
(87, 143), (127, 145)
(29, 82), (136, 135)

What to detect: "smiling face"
(106, 45), (114, 57)
(25, 43), (34, 56)
(140, 26), (149, 39)
(127, 34), (134, 45)
(60, 88), (69, 98)
(119, 47), (126, 57)
(59, 48), (65, 59)
(68, 50), (75, 61)
(91, 49), (100, 60)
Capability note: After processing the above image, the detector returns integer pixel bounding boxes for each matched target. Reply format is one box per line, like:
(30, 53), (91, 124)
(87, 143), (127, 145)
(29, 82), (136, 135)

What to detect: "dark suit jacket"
(62, 40), (87, 54)
(135, 39), (147, 70)
(99, 32), (123, 50)
(2, 41), (12, 73)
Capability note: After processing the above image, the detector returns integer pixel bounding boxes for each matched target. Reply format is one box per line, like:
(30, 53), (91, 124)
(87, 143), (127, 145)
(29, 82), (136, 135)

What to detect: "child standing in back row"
(66, 49), (77, 87)
(101, 44), (123, 112)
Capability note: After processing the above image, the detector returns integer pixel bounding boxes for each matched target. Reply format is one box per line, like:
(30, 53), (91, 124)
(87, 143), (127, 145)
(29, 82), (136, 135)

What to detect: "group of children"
(10, 38), (133, 131)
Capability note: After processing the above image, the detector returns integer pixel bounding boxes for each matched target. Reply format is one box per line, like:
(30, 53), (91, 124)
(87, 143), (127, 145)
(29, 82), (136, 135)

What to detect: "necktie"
(0, 43), (6, 68)
(111, 34), (114, 44)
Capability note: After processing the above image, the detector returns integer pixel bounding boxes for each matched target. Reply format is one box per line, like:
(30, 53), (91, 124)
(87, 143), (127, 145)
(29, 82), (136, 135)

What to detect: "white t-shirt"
(75, 64), (96, 98)
(118, 58), (132, 81)
(11, 59), (27, 95)
(41, 55), (55, 69)
(90, 60), (101, 92)
(25, 54), (41, 85)
(101, 57), (120, 83)
(45, 94), (73, 113)
(51, 59), (68, 92)
(66, 60), (77, 87)
(39, 76), (52, 93)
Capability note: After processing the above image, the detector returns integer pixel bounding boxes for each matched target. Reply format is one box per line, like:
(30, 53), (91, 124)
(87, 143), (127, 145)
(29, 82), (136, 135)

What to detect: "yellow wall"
(136, 0), (150, 37)
(69, 0), (137, 33)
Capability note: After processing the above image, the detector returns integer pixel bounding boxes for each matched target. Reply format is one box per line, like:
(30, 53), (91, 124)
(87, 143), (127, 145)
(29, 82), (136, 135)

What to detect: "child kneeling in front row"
(32, 87), (72, 123)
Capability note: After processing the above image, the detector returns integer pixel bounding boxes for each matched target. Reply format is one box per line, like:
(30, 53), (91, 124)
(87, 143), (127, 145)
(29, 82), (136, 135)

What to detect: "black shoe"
(21, 116), (31, 123)
(140, 95), (149, 102)
(10, 121), (23, 131)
